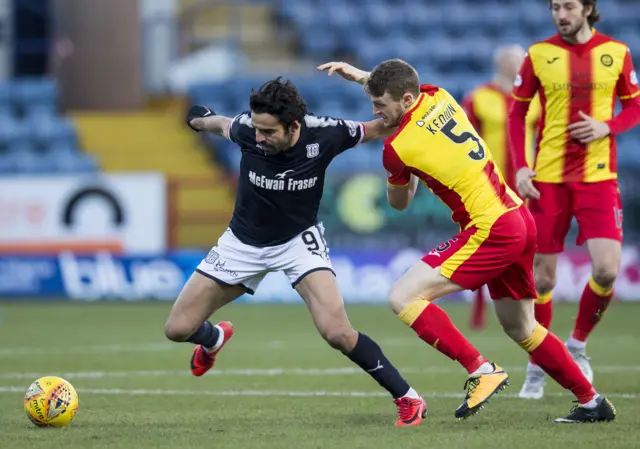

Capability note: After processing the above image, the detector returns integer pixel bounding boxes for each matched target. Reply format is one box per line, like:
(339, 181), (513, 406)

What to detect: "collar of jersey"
(401, 93), (426, 124)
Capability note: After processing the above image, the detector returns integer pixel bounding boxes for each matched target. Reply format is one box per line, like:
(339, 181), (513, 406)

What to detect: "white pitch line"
(0, 386), (637, 399)
(1, 335), (637, 356)
(1, 365), (639, 381)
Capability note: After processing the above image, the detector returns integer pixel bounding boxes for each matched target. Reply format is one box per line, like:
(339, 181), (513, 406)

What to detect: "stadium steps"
(69, 99), (234, 249)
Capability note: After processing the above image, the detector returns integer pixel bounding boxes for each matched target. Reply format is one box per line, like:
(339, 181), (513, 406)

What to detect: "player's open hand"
(515, 167), (541, 200)
(568, 110), (611, 144)
(316, 62), (369, 85)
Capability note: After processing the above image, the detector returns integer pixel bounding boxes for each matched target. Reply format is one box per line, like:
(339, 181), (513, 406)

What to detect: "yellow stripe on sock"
(398, 300), (430, 327)
(588, 277), (614, 297)
(535, 291), (552, 304)
(518, 324), (548, 353)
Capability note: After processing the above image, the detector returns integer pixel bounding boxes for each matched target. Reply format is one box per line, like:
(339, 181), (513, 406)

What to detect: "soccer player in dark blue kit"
(163, 78), (427, 426)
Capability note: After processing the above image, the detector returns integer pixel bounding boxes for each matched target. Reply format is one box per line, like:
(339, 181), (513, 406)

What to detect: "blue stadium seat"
(51, 153), (99, 173)
(0, 83), (12, 108)
(12, 78), (57, 113)
(48, 141), (80, 155)
(300, 29), (339, 57)
(444, 4), (480, 37)
(12, 149), (51, 174)
(32, 118), (77, 149)
(363, 4), (405, 38)
(0, 119), (30, 149)
(324, 2), (361, 35)
(286, 3), (316, 29)
(195, 0), (640, 171)
(350, 104), (375, 123)
(313, 100), (347, 118)
(615, 30), (640, 53)
(0, 154), (15, 173)
(404, 4), (440, 39)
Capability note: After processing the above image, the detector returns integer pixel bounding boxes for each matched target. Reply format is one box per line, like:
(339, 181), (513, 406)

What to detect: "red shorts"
(528, 180), (623, 254)
(423, 205), (537, 300)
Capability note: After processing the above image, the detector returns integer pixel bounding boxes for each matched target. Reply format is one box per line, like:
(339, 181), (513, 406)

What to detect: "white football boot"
(566, 344), (594, 384)
(518, 362), (546, 399)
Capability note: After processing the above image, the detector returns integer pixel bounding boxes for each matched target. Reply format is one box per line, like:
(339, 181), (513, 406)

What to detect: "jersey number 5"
(442, 118), (485, 161)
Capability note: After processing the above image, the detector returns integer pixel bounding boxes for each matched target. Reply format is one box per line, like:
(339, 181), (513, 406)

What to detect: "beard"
(262, 132), (294, 154)
(556, 18), (587, 38)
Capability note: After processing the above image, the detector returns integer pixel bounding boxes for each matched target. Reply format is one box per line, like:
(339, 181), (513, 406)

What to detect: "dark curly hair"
(549, 0), (600, 27)
(249, 77), (307, 129)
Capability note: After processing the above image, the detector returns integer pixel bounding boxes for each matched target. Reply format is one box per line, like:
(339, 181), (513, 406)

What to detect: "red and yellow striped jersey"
(462, 83), (541, 189)
(383, 85), (522, 231)
(511, 31), (640, 183)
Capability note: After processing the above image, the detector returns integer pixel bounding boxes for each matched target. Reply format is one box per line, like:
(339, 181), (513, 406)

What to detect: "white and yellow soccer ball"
(24, 376), (79, 427)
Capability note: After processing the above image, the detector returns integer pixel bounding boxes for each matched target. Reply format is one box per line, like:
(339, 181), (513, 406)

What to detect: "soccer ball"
(24, 376), (79, 427)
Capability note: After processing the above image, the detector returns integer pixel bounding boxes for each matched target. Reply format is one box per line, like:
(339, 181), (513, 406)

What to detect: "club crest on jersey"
(306, 143), (320, 158)
(631, 70), (638, 86)
(600, 54), (613, 67)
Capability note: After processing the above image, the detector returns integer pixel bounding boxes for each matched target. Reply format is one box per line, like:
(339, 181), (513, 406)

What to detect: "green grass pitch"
(0, 300), (638, 449)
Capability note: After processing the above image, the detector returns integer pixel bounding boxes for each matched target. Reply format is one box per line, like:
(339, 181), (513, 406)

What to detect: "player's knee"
(321, 327), (357, 351)
(495, 305), (537, 342)
(164, 319), (192, 342)
(387, 282), (420, 314)
(592, 265), (618, 288)
(388, 287), (409, 314)
(500, 319), (536, 342)
(534, 273), (555, 295)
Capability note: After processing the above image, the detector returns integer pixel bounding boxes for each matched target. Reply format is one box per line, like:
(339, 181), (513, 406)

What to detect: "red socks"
(399, 301), (487, 374)
(572, 277), (613, 342)
(519, 324), (596, 404)
(530, 291), (553, 365)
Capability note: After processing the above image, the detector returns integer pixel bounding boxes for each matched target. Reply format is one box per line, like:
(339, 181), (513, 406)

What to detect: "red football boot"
(394, 396), (427, 426)
(190, 321), (234, 377)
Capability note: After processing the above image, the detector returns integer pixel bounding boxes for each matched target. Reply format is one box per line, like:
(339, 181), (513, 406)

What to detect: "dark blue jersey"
(228, 112), (364, 246)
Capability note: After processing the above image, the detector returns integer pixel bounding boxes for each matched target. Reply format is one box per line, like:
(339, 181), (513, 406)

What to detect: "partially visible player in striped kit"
(509, 0), (640, 400)
(462, 45), (541, 330)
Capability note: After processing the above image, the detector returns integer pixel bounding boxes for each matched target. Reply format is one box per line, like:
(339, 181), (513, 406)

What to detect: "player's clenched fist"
(186, 105), (215, 132)
(317, 62), (370, 85)
(515, 167), (541, 200)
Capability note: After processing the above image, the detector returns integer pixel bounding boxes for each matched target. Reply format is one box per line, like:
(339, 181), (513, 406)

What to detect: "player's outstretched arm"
(387, 175), (419, 211)
(509, 53), (541, 200)
(186, 105), (233, 139)
(317, 62), (370, 85)
(361, 119), (396, 143)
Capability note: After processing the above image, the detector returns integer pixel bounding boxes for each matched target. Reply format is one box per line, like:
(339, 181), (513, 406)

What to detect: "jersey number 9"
(442, 118), (485, 161)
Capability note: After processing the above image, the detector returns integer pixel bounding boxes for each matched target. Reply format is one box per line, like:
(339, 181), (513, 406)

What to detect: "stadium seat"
(196, 0), (640, 173)
(0, 119), (30, 150)
(300, 29), (339, 58)
(51, 153), (100, 173)
(0, 154), (15, 173)
(12, 78), (57, 114)
(32, 118), (77, 150)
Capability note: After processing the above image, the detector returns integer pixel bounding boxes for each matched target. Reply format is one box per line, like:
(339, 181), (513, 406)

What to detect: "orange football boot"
(190, 321), (234, 377)
(455, 363), (509, 419)
(394, 396), (427, 426)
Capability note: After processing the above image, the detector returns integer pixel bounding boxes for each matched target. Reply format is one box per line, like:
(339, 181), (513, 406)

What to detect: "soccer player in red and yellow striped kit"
(462, 45), (541, 330)
(320, 58), (616, 423)
(509, 0), (640, 400)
